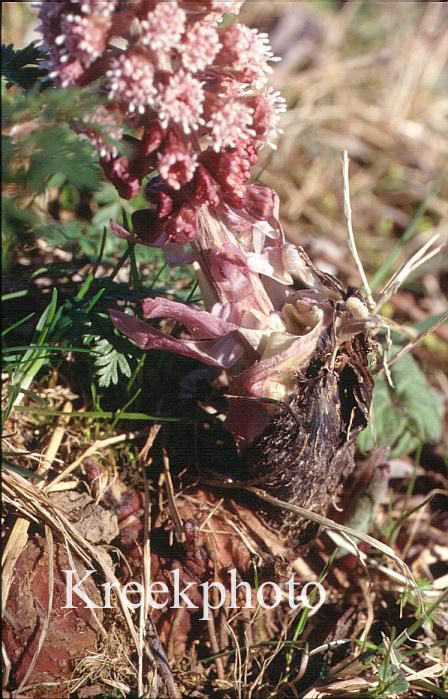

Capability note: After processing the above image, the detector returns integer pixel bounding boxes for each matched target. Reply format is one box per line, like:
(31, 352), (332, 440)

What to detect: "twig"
(138, 423), (161, 462)
(2, 405), (70, 614)
(207, 606), (225, 681)
(341, 151), (375, 310)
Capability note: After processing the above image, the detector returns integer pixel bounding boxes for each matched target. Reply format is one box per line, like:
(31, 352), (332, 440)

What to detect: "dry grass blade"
(47, 431), (137, 489)
(375, 234), (445, 311)
(2, 404), (69, 614)
(341, 150), (375, 310)
(380, 310), (448, 371)
(245, 486), (422, 609)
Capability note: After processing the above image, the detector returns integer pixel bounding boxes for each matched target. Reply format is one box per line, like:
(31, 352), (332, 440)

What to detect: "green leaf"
(2, 460), (44, 480)
(1, 42), (47, 90)
(358, 354), (444, 457)
(87, 336), (133, 388)
(2, 288), (58, 425)
(15, 407), (179, 422)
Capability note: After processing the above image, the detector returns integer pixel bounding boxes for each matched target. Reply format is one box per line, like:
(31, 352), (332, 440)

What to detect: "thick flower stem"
(194, 206), (273, 315)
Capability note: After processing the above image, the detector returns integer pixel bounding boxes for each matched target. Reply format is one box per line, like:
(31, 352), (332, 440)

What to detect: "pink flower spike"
(142, 297), (238, 339)
(192, 164), (220, 207)
(81, 105), (122, 160)
(157, 70), (205, 134)
(78, 0), (117, 17)
(245, 87), (286, 149)
(142, 120), (165, 156)
(110, 309), (243, 368)
(244, 183), (276, 221)
(101, 156), (140, 199)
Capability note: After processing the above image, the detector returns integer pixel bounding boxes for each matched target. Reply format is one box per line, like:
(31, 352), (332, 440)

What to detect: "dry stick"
(144, 620), (182, 699)
(166, 603), (187, 661)
(139, 455), (153, 696)
(341, 150), (375, 310)
(17, 525), (55, 693)
(39, 401), (73, 476)
(138, 422), (161, 462)
(209, 569), (226, 681)
(219, 590), (231, 659)
(162, 448), (185, 543)
(207, 612), (225, 681)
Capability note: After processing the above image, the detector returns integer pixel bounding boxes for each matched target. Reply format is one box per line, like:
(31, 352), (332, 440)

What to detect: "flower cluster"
(38, 0), (286, 244)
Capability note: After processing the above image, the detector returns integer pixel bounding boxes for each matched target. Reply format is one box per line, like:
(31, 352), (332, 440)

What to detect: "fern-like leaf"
(2, 42), (47, 90)
(88, 336), (133, 388)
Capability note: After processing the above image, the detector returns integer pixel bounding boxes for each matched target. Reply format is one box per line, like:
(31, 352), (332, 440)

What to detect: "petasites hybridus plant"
(38, 0), (380, 451)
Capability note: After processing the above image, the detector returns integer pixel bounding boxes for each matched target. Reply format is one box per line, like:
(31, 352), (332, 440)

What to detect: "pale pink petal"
(229, 318), (327, 400)
(110, 219), (135, 242)
(110, 309), (243, 368)
(246, 247), (292, 284)
(142, 297), (238, 339)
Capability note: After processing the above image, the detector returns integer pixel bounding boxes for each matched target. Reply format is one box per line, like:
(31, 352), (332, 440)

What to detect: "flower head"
(107, 49), (156, 114)
(165, 204), (198, 243)
(57, 12), (111, 67)
(206, 98), (255, 152)
(245, 87), (287, 148)
(158, 133), (198, 190)
(80, 105), (123, 160)
(215, 24), (280, 89)
(77, 0), (117, 17)
(139, 1), (186, 54)
(181, 21), (221, 72)
(157, 70), (205, 133)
